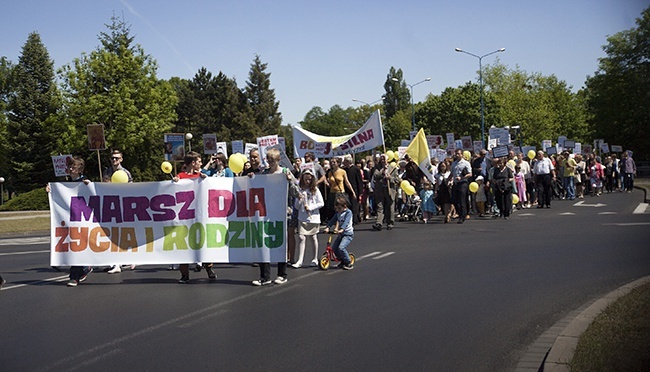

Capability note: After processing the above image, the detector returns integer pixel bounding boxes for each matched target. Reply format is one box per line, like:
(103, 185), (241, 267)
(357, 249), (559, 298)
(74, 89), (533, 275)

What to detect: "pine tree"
(383, 67), (410, 119)
(245, 55), (281, 136)
(6, 32), (60, 192)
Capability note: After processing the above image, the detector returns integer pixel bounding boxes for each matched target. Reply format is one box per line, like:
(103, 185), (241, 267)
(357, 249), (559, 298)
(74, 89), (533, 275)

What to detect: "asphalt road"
(1, 191), (649, 371)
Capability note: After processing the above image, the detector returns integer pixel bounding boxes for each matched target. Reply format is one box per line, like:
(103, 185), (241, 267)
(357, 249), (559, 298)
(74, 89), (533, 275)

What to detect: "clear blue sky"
(2, 0), (647, 127)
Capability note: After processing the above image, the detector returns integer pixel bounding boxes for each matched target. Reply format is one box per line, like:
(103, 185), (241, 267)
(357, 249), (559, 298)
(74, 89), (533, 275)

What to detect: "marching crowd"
(47, 146), (638, 287)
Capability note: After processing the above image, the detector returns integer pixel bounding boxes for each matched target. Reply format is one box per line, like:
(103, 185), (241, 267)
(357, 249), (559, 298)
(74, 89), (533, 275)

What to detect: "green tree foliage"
(483, 62), (589, 149)
(6, 32), (61, 192)
(417, 82), (499, 143)
(56, 15), (177, 181)
(383, 110), (411, 150)
(300, 105), (355, 136)
(0, 57), (14, 190)
(585, 7), (650, 159)
(245, 54), (281, 136)
(383, 67), (410, 119)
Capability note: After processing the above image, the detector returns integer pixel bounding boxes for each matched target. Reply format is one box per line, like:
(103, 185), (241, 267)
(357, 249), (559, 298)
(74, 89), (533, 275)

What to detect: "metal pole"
(411, 86), (415, 132)
(478, 57), (486, 149)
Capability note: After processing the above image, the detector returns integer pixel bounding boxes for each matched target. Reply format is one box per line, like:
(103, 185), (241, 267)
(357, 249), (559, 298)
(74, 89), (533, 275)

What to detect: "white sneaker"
(290, 263), (301, 269)
(107, 265), (122, 274)
(252, 278), (272, 286)
(273, 276), (288, 285)
(310, 260), (318, 267)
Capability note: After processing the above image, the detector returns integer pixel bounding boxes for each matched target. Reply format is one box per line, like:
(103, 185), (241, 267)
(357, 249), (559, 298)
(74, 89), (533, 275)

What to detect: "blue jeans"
(332, 233), (353, 265)
(563, 176), (575, 199)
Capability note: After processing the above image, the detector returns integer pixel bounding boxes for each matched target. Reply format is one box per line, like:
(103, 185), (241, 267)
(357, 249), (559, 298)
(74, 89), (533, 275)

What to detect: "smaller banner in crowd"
(164, 133), (185, 162)
(203, 134), (217, 154)
(87, 124), (106, 151)
(49, 175), (289, 266)
(52, 155), (74, 177)
(293, 110), (385, 158)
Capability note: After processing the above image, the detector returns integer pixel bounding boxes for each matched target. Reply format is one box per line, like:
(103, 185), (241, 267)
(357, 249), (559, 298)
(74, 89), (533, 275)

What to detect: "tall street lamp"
(185, 132), (193, 153)
(392, 77), (431, 131)
(0, 177), (4, 206)
(455, 47), (505, 149)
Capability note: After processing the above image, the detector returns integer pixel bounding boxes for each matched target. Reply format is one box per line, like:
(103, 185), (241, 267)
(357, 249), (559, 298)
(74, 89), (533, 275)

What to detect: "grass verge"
(0, 217), (50, 235)
(570, 282), (650, 371)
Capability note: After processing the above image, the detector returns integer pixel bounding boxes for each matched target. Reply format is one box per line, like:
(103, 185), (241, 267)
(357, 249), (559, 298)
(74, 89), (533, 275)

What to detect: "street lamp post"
(185, 133), (193, 153)
(392, 77), (431, 131)
(0, 177), (4, 206)
(455, 47), (505, 149)
(352, 97), (384, 106)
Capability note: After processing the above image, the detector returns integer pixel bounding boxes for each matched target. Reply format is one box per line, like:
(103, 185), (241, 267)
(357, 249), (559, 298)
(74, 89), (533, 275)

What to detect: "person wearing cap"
(291, 168), (324, 268)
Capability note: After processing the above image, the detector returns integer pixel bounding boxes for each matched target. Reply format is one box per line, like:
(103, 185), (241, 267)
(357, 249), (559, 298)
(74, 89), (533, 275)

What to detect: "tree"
(483, 61), (590, 149)
(56, 15), (177, 181)
(245, 54), (281, 137)
(383, 67), (410, 119)
(0, 57), (14, 192)
(6, 32), (61, 192)
(585, 6), (650, 159)
(417, 82), (497, 142)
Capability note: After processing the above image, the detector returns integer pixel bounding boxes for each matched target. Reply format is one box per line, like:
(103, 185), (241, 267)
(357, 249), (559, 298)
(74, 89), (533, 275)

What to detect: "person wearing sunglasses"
(103, 149), (135, 274)
(103, 149), (133, 183)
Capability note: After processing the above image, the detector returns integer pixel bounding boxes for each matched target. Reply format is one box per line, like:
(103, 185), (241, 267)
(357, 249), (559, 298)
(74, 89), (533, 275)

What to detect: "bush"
(0, 187), (49, 211)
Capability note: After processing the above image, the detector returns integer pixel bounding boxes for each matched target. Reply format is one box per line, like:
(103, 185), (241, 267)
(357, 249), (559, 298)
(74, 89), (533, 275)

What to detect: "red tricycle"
(319, 225), (355, 270)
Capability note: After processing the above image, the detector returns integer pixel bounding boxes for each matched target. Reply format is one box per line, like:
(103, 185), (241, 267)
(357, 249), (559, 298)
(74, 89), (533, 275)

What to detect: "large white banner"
(293, 110), (384, 158)
(49, 175), (288, 266)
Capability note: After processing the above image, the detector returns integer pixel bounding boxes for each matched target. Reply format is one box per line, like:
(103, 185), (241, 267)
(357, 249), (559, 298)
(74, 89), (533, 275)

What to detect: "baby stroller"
(398, 194), (422, 222)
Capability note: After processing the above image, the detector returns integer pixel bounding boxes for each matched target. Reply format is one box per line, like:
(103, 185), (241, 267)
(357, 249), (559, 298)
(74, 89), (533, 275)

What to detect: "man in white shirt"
(532, 151), (556, 208)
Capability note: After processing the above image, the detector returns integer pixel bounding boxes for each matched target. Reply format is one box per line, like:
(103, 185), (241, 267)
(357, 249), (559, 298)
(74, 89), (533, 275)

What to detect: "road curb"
(542, 275), (650, 371)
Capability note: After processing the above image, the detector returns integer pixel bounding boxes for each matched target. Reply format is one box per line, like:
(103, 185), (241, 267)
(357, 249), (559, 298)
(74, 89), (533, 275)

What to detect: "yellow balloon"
(390, 161), (396, 167)
(406, 185), (416, 196)
(469, 181), (479, 193)
(400, 180), (411, 194)
(508, 159), (516, 168)
(111, 169), (129, 183)
(512, 194), (520, 205)
(161, 161), (173, 174)
(463, 150), (471, 161)
(527, 150), (536, 160)
(229, 153), (245, 174)
(386, 150), (395, 162)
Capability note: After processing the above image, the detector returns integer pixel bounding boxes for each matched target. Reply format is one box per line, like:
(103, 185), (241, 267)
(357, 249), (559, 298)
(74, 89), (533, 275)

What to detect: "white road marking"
(598, 212), (618, 215)
(633, 203), (648, 214)
(602, 222), (650, 226)
(357, 251), (382, 260)
(573, 201), (607, 207)
(373, 252), (395, 260)
(0, 275), (69, 291)
(0, 250), (49, 256)
(559, 212), (575, 216)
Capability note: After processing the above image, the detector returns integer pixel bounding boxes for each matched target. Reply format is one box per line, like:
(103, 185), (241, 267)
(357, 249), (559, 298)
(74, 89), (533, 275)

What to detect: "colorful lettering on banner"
(49, 175), (288, 266)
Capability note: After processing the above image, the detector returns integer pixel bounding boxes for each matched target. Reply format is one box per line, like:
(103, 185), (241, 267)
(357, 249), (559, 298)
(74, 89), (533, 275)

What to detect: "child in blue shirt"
(324, 196), (354, 270)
